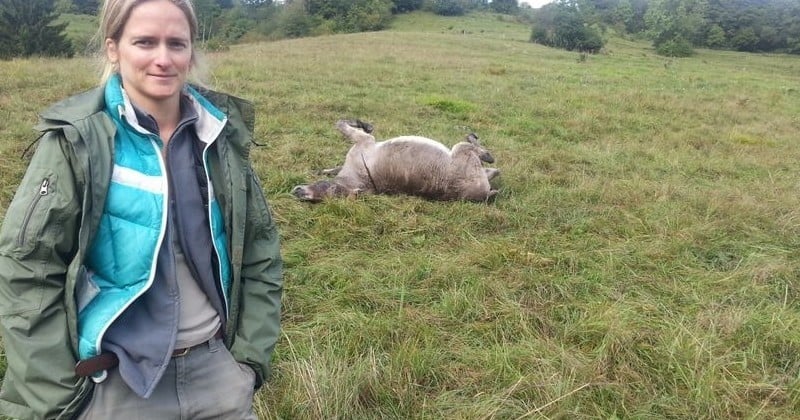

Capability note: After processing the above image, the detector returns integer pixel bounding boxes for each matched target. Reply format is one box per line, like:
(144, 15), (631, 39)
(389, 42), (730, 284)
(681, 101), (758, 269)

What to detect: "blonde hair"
(96, 0), (208, 86)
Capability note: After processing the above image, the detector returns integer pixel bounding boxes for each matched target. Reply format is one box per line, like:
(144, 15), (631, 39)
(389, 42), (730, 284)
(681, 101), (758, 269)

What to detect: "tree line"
(1, 0), (798, 60)
(531, 0), (800, 55)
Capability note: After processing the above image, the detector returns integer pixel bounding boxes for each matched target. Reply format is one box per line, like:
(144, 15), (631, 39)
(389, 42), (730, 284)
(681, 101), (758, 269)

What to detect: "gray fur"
(292, 120), (500, 202)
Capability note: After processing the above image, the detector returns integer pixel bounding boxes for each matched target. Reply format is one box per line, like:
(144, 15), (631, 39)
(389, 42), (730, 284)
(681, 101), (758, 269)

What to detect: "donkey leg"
(336, 119), (376, 144)
(320, 166), (342, 176)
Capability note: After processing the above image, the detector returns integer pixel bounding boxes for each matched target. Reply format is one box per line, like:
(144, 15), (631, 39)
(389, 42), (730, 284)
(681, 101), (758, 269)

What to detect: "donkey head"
(462, 133), (494, 164)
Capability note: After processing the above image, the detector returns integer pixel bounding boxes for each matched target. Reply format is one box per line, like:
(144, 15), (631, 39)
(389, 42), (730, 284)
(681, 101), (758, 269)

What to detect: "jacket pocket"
(0, 171), (58, 260)
(17, 177), (54, 247)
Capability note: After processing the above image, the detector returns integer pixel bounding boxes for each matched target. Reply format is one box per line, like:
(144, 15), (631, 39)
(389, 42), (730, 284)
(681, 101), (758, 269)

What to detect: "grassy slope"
(57, 13), (99, 55)
(2, 11), (800, 418)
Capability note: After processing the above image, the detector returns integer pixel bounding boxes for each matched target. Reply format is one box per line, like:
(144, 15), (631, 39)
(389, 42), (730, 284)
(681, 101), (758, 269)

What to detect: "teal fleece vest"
(76, 75), (232, 361)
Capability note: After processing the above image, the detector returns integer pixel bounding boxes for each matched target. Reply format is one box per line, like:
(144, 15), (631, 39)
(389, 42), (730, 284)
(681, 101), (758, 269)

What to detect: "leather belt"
(75, 352), (118, 377)
(170, 329), (224, 358)
(75, 329), (224, 377)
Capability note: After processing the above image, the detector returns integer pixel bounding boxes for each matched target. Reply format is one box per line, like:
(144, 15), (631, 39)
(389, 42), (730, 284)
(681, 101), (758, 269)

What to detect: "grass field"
(2, 10), (800, 419)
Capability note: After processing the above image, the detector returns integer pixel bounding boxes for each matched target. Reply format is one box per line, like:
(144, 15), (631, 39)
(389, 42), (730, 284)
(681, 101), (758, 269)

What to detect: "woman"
(0, 0), (283, 418)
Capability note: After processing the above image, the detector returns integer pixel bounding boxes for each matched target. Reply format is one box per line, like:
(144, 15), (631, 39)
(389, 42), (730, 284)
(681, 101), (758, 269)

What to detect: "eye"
(133, 39), (155, 47)
(168, 40), (188, 50)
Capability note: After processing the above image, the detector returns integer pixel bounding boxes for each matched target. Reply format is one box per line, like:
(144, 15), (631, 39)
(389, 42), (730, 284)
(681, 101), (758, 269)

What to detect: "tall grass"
(2, 11), (800, 418)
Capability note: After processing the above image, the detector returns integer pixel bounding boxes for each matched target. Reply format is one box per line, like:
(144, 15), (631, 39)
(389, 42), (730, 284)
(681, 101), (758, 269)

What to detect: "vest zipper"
(17, 178), (50, 246)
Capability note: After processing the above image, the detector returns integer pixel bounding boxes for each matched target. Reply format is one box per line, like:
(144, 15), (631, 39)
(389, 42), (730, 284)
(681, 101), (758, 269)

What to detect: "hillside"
(2, 11), (800, 419)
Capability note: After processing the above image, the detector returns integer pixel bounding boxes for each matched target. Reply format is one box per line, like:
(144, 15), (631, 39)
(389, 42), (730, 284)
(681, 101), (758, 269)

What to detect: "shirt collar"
(130, 94), (199, 138)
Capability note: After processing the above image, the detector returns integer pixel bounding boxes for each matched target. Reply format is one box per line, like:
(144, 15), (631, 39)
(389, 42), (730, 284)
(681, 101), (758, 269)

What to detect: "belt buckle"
(173, 347), (191, 357)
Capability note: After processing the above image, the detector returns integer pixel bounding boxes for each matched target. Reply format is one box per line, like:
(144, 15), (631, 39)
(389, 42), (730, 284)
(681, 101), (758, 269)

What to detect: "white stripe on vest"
(112, 164), (166, 194)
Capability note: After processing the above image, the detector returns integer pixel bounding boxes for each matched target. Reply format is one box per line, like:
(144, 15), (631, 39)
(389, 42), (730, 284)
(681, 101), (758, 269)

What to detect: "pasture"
(2, 11), (800, 419)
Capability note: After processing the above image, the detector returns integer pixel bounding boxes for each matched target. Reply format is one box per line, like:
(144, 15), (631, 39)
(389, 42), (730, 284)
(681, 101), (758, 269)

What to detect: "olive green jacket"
(0, 86), (283, 420)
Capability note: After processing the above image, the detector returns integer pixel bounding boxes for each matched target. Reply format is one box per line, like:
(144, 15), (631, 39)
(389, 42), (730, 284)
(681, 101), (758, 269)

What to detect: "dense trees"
(2, 0), (798, 59)
(72, 0), (99, 14)
(0, 0), (74, 59)
(535, 0), (800, 55)
(431, 0), (467, 16)
(393, 0), (425, 13)
(490, 0), (519, 14)
(306, 0), (394, 32)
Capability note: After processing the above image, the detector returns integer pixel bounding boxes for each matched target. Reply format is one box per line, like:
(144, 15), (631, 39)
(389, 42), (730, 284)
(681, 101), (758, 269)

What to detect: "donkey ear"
(465, 133), (480, 145)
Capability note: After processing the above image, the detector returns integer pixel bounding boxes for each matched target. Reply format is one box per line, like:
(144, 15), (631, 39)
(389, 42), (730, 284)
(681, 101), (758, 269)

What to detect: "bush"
(392, 0), (424, 13)
(334, 0), (394, 33)
(305, 0), (393, 34)
(490, 0), (518, 15)
(655, 36), (694, 57)
(731, 28), (759, 52)
(217, 17), (254, 42)
(201, 37), (230, 52)
(279, 1), (316, 38)
(530, 4), (605, 53)
(706, 24), (727, 49)
(576, 27), (603, 53)
(431, 0), (466, 16)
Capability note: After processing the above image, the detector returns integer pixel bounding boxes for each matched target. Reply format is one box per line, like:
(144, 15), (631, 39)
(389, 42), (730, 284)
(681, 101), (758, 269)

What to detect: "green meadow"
(2, 11), (800, 419)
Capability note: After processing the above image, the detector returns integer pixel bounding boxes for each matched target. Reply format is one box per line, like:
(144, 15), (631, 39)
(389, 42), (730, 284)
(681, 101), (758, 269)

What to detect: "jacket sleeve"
(0, 131), (84, 419)
(230, 166), (283, 388)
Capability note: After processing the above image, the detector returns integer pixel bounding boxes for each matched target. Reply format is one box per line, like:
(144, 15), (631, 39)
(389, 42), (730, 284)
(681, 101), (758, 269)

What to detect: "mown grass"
(3, 10), (800, 419)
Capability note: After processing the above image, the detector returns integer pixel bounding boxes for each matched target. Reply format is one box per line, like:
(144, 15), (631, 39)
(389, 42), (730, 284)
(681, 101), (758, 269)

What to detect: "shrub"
(490, 0), (518, 15)
(576, 28), (604, 53)
(530, 4), (605, 53)
(655, 36), (694, 57)
(706, 24), (727, 49)
(201, 37), (230, 52)
(431, 0), (466, 16)
(279, 2), (316, 38)
(731, 28), (759, 52)
(334, 0), (394, 33)
(392, 0), (424, 13)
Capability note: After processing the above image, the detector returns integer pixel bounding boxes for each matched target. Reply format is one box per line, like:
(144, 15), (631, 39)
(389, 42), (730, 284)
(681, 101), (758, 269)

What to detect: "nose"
(153, 45), (172, 68)
(291, 185), (309, 198)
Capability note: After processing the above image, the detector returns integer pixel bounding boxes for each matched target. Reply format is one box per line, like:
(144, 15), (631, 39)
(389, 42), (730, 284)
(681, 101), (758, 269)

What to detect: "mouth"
(291, 185), (311, 200)
(292, 185), (323, 202)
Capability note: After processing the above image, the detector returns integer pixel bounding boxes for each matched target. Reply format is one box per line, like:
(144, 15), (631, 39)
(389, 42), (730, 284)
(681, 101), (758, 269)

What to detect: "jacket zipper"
(202, 142), (230, 319)
(17, 178), (50, 246)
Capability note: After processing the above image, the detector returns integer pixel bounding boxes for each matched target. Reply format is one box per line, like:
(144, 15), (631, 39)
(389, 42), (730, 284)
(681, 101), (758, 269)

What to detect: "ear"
(465, 133), (480, 145)
(105, 38), (119, 64)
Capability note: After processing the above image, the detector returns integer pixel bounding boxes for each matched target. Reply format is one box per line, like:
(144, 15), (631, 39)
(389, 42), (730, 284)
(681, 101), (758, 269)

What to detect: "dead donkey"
(291, 119), (500, 202)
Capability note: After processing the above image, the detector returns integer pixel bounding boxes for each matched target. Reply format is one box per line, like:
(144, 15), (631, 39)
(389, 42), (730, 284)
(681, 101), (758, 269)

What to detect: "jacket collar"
(33, 77), (252, 150)
(103, 74), (228, 145)
(36, 86), (107, 132)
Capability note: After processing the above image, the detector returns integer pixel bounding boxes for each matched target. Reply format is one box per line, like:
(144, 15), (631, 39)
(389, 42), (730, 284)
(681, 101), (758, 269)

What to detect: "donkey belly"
(367, 142), (453, 199)
(371, 164), (450, 199)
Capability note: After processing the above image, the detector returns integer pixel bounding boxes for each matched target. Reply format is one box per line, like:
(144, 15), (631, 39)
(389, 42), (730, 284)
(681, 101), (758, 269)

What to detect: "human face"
(105, 0), (192, 113)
